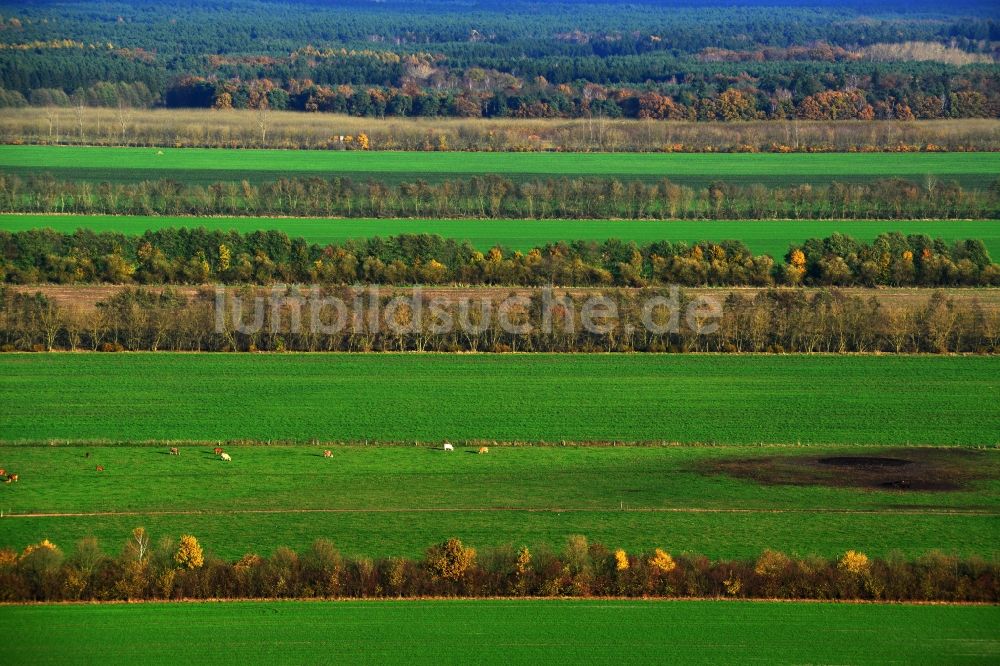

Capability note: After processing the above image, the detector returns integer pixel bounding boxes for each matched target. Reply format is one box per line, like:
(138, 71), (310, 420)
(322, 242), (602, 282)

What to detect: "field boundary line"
(2, 596), (997, 607)
(4, 506), (998, 519)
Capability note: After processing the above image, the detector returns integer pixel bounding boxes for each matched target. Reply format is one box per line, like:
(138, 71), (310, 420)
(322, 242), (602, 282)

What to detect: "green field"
(2, 145), (997, 186)
(0, 444), (996, 559)
(1, 354), (996, 445)
(4, 214), (999, 258)
(6, 504), (995, 562)
(4, 354), (996, 559)
(1, 600), (997, 664)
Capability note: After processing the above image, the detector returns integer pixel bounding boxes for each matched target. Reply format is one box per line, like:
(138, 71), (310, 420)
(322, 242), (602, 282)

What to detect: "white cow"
(443, 443), (454, 452)
(220, 452), (232, 462)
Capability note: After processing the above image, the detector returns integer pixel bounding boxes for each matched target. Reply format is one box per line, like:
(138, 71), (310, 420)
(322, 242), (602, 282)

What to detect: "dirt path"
(4, 506), (997, 519)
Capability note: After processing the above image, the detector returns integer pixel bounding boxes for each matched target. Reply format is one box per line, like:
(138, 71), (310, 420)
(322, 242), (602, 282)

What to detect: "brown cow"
(95, 465), (104, 472)
(169, 447), (180, 456)
(323, 450), (333, 458)
(213, 447), (224, 456)
(0, 468), (5, 477)
(478, 446), (489, 454)
(7, 473), (18, 483)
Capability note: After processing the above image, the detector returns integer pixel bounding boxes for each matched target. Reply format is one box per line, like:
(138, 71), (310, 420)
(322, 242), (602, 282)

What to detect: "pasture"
(0, 445), (996, 559)
(3, 214), (999, 258)
(1, 600), (997, 664)
(1, 145), (997, 186)
(0, 354), (997, 445)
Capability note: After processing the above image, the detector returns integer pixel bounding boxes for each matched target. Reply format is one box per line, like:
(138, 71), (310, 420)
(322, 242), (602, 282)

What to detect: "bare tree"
(255, 98), (270, 147)
(116, 101), (133, 146)
(74, 96), (87, 143)
(38, 300), (62, 350)
(130, 527), (150, 563)
(43, 107), (59, 143)
(63, 307), (84, 351)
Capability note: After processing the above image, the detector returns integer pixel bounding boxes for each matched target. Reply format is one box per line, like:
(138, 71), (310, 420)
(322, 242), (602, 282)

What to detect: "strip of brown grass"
(6, 107), (999, 152)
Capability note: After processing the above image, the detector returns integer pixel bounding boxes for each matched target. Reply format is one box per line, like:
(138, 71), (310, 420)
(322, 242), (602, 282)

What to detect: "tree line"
(3, 287), (997, 354)
(2, 530), (996, 603)
(154, 70), (1000, 122)
(5, 65), (997, 122)
(2, 229), (997, 288)
(3, 175), (998, 221)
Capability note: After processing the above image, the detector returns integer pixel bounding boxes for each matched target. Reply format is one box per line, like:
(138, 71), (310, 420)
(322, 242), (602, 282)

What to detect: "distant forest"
(0, 0), (998, 120)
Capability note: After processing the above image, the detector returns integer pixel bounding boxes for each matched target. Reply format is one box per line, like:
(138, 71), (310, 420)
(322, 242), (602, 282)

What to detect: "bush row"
(3, 532), (997, 603)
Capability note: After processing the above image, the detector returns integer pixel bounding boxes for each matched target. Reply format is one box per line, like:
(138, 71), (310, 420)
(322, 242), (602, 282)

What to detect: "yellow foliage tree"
(356, 132), (371, 150)
(723, 576), (743, 596)
(0, 548), (17, 568)
(838, 550), (870, 575)
(212, 93), (233, 110)
(614, 549), (630, 571)
(754, 549), (791, 578)
(218, 244), (231, 272)
(425, 538), (476, 582)
(790, 249), (806, 269)
(22, 539), (60, 558)
(649, 548), (676, 574)
(174, 535), (204, 569)
(515, 546), (532, 577)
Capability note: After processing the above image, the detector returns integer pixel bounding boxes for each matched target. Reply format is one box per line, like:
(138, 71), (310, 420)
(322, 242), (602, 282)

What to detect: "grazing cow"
(213, 447), (224, 456)
(478, 446), (489, 454)
(95, 466), (104, 472)
(220, 453), (232, 462)
(169, 447), (180, 456)
(0, 468), (5, 477)
(323, 450), (333, 458)
(4, 473), (16, 483)
(443, 443), (454, 452)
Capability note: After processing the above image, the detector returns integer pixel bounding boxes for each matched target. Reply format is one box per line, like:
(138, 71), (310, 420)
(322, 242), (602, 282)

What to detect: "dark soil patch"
(700, 448), (994, 493)
(819, 456), (911, 468)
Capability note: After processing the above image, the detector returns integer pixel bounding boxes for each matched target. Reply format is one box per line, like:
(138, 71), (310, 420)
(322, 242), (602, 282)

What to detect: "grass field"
(4, 354), (996, 559)
(4, 214), (999, 258)
(1, 354), (996, 445)
(0, 445), (996, 559)
(5, 505), (995, 561)
(2, 145), (997, 186)
(1, 600), (997, 664)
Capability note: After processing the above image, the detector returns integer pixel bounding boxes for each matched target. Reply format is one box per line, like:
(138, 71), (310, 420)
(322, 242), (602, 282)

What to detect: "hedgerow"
(1, 533), (996, 603)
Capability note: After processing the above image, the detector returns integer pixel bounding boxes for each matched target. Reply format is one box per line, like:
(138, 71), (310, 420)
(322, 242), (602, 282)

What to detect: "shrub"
(425, 538), (476, 582)
(754, 549), (791, 578)
(614, 549), (630, 571)
(563, 535), (591, 574)
(839, 550), (870, 575)
(0, 548), (18, 568)
(515, 546), (532, 577)
(649, 548), (677, 574)
(22, 539), (61, 558)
